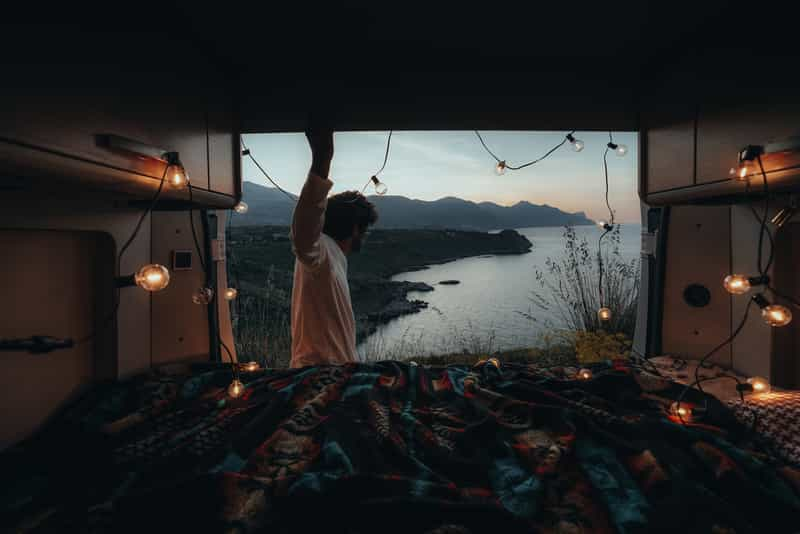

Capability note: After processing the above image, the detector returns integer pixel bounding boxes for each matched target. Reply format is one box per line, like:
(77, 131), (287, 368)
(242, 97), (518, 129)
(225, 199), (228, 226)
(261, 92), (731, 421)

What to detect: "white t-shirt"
(289, 173), (358, 367)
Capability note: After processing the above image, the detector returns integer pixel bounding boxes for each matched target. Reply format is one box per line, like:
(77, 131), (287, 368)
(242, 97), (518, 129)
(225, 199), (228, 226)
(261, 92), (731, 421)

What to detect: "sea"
(357, 224), (641, 360)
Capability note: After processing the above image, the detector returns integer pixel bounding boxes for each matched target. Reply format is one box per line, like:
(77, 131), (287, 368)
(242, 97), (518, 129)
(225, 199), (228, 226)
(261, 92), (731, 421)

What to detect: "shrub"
(528, 225), (640, 337)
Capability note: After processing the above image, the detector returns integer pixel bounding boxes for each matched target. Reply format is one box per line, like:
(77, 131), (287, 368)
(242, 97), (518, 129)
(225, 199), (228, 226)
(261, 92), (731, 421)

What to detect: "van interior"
(2, 2), (800, 532)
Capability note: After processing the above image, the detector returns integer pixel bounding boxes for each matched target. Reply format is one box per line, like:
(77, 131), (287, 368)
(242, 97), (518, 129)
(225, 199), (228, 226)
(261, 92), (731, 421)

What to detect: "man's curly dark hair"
(323, 191), (379, 241)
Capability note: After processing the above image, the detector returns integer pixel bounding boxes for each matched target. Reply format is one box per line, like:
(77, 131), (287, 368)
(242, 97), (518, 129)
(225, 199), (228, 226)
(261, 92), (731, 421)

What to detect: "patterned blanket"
(3, 360), (800, 533)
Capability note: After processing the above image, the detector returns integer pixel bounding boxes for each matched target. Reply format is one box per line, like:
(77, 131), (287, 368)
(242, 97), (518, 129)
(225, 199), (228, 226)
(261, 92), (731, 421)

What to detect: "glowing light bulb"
(577, 368), (593, 380)
(566, 133), (584, 152)
(730, 162), (750, 181)
(227, 379), (245, 398)
(723, 274), (751, 295)
(192, 287), (214, 305)
(614, 144), (628, 157)
(161, 152), (189, 189)
(762, 304), (792, 327)
(747, 376), (771, 394)
(409, 361), (418, 366)
(669, 402), (693, 422)
(488, 357), (501, 369)
(597, 221), (614, 231)
(234, 201), (248, 214)
(224, 288), (238, 301)
(598, 307), (612, 322)
(242, 361), (260, 372)
(370, 175), (388, 195)
(495, 161), (507, 175)
(134, 264), (170, 292)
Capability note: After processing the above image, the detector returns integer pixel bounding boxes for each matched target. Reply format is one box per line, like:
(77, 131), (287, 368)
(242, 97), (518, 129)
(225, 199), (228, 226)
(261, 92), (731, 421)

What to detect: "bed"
(2, 360), (799, 533)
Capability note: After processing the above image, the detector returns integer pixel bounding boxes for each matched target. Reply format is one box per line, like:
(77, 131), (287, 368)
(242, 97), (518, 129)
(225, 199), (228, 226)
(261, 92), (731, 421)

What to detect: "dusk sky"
(242, 131), (640, 224)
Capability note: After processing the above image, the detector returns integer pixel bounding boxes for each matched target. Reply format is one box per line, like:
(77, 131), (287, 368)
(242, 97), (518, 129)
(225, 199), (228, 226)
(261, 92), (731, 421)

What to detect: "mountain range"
(232, 181), (594, 230)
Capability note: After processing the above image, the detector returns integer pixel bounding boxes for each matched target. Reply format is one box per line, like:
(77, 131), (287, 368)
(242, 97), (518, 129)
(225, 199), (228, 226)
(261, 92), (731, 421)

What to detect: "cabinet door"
(695, 47), (800, 184)
(0, 61), (209, 189)
(644, 111), (696, 194)
(207, 89), (238, 197)
(640, 56), (698, 195)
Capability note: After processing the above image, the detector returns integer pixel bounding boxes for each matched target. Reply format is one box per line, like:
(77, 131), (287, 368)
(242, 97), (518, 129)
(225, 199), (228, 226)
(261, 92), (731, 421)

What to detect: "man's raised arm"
(290, 123), (334, 266)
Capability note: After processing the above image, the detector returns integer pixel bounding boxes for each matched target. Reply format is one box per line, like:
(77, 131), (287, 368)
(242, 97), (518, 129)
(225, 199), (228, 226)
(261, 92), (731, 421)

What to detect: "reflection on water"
(358, 224), (641, 359)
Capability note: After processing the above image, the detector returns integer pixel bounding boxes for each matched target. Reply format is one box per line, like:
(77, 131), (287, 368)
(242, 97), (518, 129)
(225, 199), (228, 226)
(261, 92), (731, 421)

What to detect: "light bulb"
(167, 163), (189, 189)
(762, 304), (792, 327)
(488, 357), (501, 369)
(495, 161), (507, 175)
(746, 376), (771, 394)
(161, 152), (189, 189)
(598, 307), (612, 322)
(234, 201), (248, 214)
(577, 368), (593, 380)
(614, 144), (628, 157)
(370, 175), (388, 195)
(730, 162), (750, 181)
(566, 133), (584, 152)
(723, 274), (751, 295)
(192, 287), (214, 305)
(409, 361), (418, 366)
(134, 264), (170, 292)
(597, 221), (614, 231)
(241, 361), (260, 372)
(227, 379), (245, 398)
(669, 402), (692, 422)
(224, 288), (238, 301)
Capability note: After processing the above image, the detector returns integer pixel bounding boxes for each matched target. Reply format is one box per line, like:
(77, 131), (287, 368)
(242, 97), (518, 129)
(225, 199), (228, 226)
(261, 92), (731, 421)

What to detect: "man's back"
(290, 230), (357, 367)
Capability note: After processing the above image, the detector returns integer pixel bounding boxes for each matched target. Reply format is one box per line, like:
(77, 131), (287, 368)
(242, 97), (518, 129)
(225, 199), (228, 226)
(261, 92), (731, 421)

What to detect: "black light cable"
(184, 195), (242, 390)
(358, 130), (393, 196)
(474, 130), (575, 172)
(240, 136), (298, 202)
(596, 134), (617, 323)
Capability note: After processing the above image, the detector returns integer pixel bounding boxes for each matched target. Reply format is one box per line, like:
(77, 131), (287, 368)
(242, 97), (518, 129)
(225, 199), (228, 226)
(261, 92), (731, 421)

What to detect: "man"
(289, 124), (379, 368)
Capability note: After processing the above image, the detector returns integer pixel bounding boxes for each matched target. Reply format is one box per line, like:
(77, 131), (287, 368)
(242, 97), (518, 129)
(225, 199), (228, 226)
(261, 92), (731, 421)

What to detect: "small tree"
(529, 225), (639, 337)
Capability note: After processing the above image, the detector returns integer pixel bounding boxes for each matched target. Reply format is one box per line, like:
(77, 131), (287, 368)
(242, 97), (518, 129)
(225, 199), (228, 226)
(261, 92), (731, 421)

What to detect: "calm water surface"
(357, 224), (641, 359)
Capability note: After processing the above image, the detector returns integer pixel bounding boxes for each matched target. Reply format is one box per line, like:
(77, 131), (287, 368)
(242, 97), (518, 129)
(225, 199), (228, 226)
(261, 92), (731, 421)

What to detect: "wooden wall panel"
(661, 205), (732, 363)
(0, 230), (114, 448)
(150, 211), (210, 365)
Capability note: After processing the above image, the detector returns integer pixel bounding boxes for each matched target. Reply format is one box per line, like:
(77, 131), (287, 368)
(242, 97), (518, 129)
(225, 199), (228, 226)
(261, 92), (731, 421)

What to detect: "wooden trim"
(645, 166), (800, 206)
(0, 139), (237, 210)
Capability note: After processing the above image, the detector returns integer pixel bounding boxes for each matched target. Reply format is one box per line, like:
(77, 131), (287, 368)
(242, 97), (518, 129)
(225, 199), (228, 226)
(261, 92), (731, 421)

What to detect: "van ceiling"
(0, 1), (775, 132)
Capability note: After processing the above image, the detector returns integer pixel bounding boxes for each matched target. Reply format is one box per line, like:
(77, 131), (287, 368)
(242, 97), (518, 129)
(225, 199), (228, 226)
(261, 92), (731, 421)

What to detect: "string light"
(234, 201), (249, 214)
(729, 145), (764, 181)
(163, 151), (189, 189)
(227, 378), (245, 398)
(606, 141), (628, 157)
(370, 175), (389, 195)
(597, 133), (618, 321)
(192, 287), (214, 305)
(746, 376), (771, 394)
(565, 133), (584, 152)
(597, 307), (612, 322)
(723, 274), (769, 295)
(241, 361), (260, 372)
(133, 264), (171, 292)
(669, 402), (693, 423)
(488, 357), (501, 369)
(475, 130), (576, 173)
(577, 368), (593, 380)
(357, 130), (393, 196)
(753, 294), (792, 327)
(224, 287), (238, 301)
